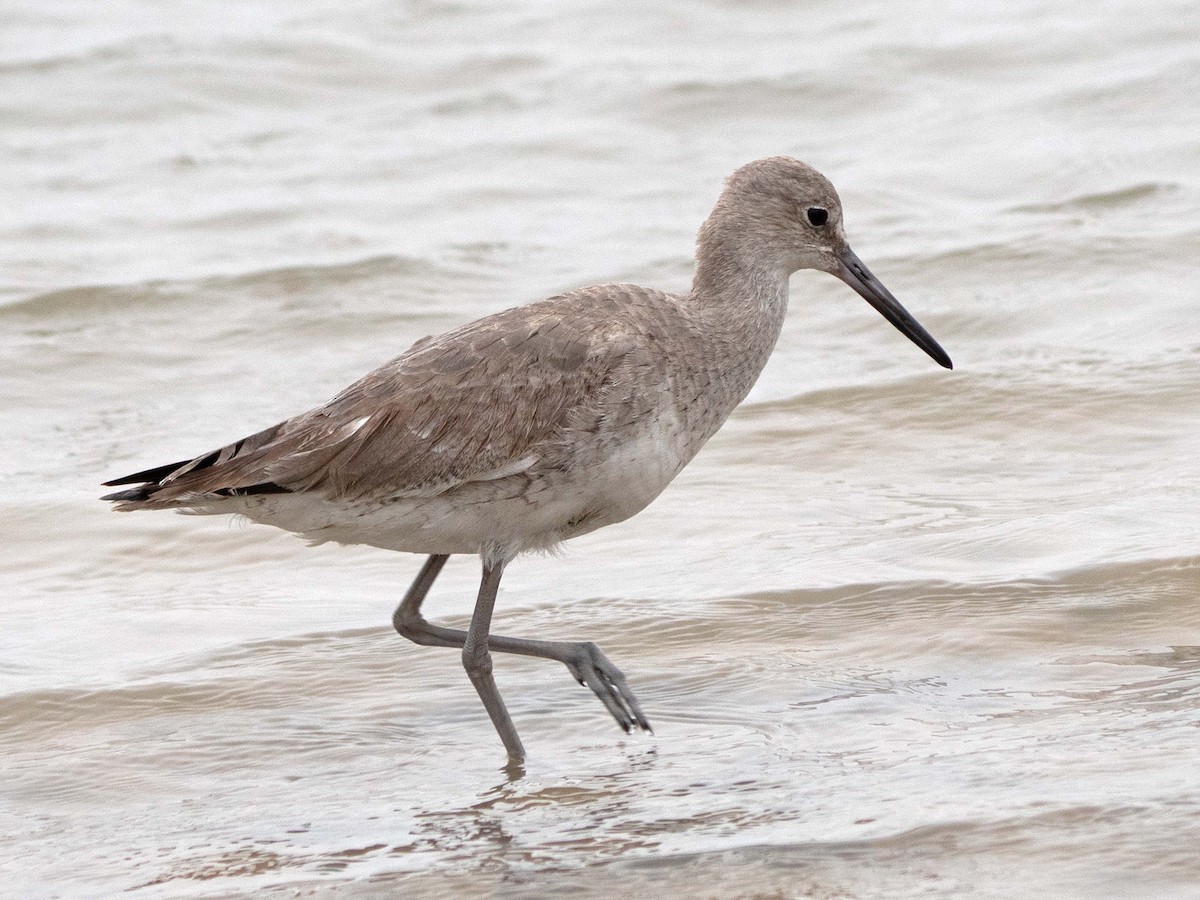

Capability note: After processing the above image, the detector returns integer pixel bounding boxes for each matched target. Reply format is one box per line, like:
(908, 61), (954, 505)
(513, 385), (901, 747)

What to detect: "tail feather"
(101, 421), (292, 509)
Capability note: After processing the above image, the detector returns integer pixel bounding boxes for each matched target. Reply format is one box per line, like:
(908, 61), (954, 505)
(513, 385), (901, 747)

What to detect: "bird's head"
(698, 156), (952, 369)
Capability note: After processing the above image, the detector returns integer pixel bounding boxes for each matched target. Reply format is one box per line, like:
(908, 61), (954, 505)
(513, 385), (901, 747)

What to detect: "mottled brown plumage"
(103, 157), (951, 763)
(111, 286), (682, 510)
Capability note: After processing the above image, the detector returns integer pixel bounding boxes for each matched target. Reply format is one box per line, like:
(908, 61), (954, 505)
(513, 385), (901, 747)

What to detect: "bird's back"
(104, 284), (721, 537)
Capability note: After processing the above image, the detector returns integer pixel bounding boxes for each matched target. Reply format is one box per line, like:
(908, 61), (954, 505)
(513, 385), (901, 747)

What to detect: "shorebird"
(103, 157), (952, 764)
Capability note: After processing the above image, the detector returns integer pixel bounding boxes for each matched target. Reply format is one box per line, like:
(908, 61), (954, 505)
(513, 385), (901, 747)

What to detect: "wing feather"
(112, 286), (675, 506)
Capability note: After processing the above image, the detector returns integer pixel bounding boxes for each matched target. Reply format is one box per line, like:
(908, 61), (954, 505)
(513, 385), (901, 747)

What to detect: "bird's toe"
(566, 642), (651, 734)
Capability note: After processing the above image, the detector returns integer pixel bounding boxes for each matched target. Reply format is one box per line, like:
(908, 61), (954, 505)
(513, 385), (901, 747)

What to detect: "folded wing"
(103, 290), (653, 509)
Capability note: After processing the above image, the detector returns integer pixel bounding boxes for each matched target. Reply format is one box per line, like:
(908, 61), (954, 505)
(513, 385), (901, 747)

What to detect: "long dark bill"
(836, 246), (953, 370)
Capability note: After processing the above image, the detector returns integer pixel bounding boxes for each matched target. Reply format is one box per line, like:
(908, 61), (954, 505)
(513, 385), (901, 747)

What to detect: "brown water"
(3, 1), (1200, 897)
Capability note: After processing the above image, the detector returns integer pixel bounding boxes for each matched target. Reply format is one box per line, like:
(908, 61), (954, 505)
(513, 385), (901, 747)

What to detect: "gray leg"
(393, 555), (651, 736)
(462, 561), (525, 762)
(392, 553), (451, 639)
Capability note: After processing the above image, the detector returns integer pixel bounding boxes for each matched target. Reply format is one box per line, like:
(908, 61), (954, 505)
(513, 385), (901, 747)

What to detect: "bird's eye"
(806, 206), (828, 227)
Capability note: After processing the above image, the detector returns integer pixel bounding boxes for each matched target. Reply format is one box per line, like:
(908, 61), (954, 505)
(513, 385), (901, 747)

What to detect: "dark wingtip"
(100, 480), (289, 503)
(102, 460), (189, 487)
(100, 486), (153, 502)
(213, 482), (290, 497)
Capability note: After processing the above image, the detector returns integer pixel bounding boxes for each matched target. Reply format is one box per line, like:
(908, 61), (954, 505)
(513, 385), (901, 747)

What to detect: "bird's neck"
(691, 256), (788, 321)
(683, 241), (791, 424)
(689, 240), (790, 366)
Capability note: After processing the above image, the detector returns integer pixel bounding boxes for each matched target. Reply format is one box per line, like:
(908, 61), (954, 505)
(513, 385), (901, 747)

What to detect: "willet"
(103, 157), (952, 764)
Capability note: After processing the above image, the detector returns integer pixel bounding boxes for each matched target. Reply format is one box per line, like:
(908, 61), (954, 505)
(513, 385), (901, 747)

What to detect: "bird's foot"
(563, 642), (652, 734)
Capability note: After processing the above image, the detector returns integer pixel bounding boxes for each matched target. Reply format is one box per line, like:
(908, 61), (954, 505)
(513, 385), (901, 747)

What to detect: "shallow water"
(3, 0), (1200, 897)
